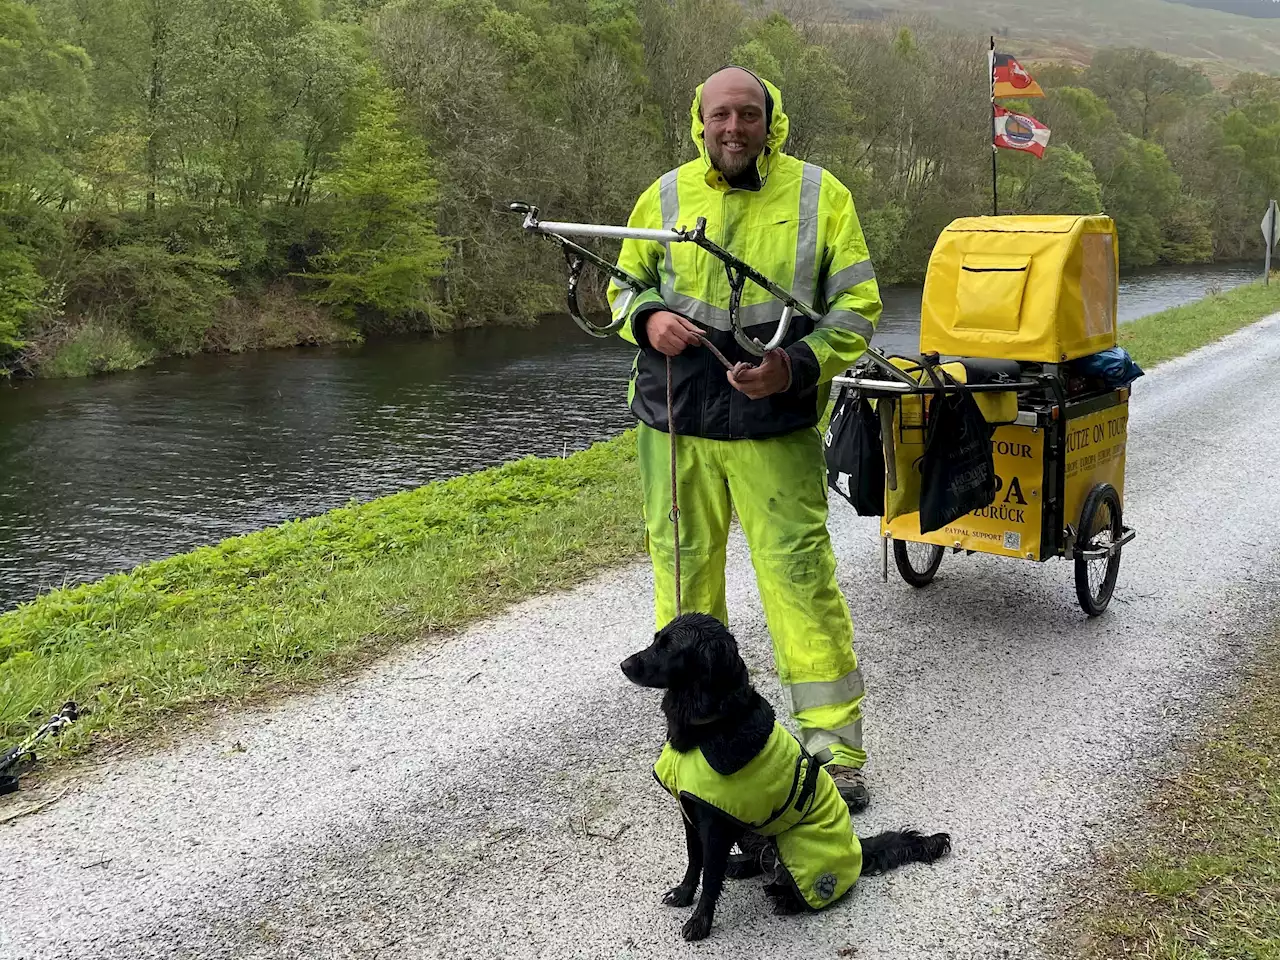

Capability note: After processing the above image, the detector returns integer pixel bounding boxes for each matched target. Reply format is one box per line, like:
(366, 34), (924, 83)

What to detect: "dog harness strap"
(754, 754), (806, 832)
(794, 752), (821, 813)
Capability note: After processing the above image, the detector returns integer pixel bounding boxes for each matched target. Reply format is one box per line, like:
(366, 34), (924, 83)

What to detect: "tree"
(1096, 135), (1184, 265)
(1085, 47), (1211, 141)
(0, 0), (88, 361)
(0, 247), (43, 356)
(0, 0), (88, 212)
(1000, 146), (1103, 215)
(636, 0), (746, 165)
(307, 83), (450, 331)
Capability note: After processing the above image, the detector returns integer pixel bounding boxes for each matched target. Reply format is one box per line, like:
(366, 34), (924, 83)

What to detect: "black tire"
(1074, 483), (1123, 617)
(893, 539), (944, 587)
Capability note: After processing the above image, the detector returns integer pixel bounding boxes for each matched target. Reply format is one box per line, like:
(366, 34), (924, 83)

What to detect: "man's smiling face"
(701, 68), (768, 179)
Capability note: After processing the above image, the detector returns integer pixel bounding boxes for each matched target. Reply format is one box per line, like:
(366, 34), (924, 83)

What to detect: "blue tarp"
(1070, 346), (1144, 388)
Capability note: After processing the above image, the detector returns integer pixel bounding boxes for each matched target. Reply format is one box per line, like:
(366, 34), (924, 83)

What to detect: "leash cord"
(664, 336), (744, 619)
(667, 355), (681, 617)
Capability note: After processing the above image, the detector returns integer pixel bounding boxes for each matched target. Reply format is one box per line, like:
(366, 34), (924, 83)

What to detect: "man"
(607, 67), (882, 810)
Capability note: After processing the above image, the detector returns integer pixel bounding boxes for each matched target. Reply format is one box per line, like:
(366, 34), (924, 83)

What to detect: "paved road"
(3, 317), (1279, 960)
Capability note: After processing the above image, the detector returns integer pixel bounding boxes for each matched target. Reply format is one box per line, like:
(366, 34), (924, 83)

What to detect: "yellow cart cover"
(920, 215), (1118, 363)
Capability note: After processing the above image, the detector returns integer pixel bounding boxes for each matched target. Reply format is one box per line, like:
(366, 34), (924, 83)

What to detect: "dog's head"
(620, 612), (749, 695)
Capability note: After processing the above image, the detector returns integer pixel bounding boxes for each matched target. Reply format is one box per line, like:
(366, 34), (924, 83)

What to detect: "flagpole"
(990, 36), (998, 216)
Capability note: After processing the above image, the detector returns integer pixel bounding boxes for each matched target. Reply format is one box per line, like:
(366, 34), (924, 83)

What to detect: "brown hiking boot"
(826, 763), (869, 812)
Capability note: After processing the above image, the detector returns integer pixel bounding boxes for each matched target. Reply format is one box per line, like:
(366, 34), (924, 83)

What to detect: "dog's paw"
(725, 855), (762, 880)
(681, 912), (713, 941)
(662, 883), (696, 908)
(769, 895), (805, 916)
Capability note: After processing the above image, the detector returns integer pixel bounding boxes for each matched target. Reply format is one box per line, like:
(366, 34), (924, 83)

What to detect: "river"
(0, 261), (1261, 611)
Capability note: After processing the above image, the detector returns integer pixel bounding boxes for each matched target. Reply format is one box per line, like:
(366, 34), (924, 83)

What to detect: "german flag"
(992, 53), (1045, 99)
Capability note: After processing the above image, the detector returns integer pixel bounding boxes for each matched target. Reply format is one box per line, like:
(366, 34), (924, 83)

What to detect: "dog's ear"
(697, 618), (749, 694)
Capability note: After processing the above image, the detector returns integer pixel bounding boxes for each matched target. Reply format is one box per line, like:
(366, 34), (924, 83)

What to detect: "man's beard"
(709, 142), (759, 178)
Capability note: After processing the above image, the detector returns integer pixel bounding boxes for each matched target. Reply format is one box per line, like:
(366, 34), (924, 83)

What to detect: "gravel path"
(3, 316), (1279, 960)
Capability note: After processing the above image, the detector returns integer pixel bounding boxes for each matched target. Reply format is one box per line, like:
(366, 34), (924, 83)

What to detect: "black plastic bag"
(917, 369), (996, 533)
(824, 386), (885, 516)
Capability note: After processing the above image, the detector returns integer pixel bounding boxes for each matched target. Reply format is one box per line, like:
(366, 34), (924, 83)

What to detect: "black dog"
(621, 612), (951, 941)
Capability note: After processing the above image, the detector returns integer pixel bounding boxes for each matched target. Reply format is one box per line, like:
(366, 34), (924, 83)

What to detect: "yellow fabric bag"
(920, 215), (1118, 362)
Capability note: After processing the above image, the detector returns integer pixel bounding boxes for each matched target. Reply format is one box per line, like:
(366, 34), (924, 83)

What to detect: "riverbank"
(16, 285), (365, 380)
(1057, 634), (1280, 960)
(10, 261), (1264, 381)
(3, 279), (1279, 774)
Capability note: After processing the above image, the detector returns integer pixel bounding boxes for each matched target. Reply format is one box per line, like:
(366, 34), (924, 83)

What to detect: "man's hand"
(728, 348), (791, 400)
(644, 311), (705, 357)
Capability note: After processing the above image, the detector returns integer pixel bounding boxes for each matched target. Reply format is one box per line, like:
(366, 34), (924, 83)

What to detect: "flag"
(992, 52), (1045, 99)
(994, 105), (1051, 158)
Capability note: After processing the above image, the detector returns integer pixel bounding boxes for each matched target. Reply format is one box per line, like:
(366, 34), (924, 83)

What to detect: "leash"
(0, 701), (79, 795)
(667, 357), (681, 616)
(666, 335), (736, 618)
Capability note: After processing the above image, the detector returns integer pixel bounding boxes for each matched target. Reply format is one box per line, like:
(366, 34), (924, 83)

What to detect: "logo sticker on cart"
(1003, 531), (1021, 551)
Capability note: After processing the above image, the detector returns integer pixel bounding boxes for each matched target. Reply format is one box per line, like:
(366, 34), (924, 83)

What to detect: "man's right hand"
(643, 310), (705, 357)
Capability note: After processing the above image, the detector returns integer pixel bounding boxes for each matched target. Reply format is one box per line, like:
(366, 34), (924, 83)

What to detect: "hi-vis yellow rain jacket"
(608, 72), (883, 440)
(654, 721), (864, 909)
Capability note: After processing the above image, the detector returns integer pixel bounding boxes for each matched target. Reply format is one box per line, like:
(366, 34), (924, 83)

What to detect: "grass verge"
(1061, 638), (1280, 960)
(3, 278), (1280, 771)
(1118, 275), (1280, 369)
(0, 434), (643, 759)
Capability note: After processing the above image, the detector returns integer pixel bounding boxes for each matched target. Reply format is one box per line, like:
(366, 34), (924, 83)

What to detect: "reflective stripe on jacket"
(609, 71), (883, 440)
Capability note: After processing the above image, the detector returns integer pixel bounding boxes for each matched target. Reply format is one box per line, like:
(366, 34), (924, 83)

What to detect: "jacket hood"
(690, 68), (789, 185)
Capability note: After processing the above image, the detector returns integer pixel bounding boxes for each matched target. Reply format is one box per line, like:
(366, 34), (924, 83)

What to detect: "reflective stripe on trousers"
(785, 674), (866, 763)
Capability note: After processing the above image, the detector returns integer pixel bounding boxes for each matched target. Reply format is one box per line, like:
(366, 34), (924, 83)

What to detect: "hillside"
(1171, 0), (1280, 17)
(836, 0), (1280, 76)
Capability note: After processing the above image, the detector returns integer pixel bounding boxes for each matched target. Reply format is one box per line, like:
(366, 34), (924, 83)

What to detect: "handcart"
(830, 215), (1136, 616)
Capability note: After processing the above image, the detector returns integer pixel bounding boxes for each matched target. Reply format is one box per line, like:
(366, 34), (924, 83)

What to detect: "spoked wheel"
(893, 539), (944, 587)
(1074, 483), (1124, 617)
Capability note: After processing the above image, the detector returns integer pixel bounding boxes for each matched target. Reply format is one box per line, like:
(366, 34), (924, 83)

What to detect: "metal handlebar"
(508, 202), (643, 338)
(507, 200), (916, 382)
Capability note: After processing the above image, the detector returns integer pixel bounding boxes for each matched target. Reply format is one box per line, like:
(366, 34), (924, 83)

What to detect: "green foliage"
(730, 14), (855, 163)
(39, 320), (155, 377)
(307, 83), (451, 331)
(1101, 136), (1184, 267)
(0, 245), (43, 356)
(1000, 146), (1103, 216)
(69, 244), (234, 352)
(0, 0), (89, 213)
(1084, 47), (1212, 140)
(1159, 204), (1214, 264)
(1220, 92), (1280, 202)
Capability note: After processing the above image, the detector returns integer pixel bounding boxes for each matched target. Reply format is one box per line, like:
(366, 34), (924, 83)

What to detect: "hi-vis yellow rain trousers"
(609, 71), (882, 767)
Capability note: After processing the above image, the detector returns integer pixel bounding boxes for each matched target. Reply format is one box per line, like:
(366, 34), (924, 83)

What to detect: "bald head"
(700, 68), (769, 178)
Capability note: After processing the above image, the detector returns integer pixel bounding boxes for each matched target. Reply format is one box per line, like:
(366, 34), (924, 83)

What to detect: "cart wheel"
(1074, 483), (1123, 617)
(893, 540), (944, 587)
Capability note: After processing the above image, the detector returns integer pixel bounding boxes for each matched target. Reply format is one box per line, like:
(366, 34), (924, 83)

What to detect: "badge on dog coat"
(653, 720), (863, 909)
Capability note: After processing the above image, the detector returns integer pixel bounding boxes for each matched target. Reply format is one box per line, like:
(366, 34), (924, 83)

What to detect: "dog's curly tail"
(857, 829), (951, 876)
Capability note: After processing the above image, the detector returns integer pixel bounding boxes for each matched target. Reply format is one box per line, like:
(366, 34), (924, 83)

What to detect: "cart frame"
(832, 355), (1136, 616)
